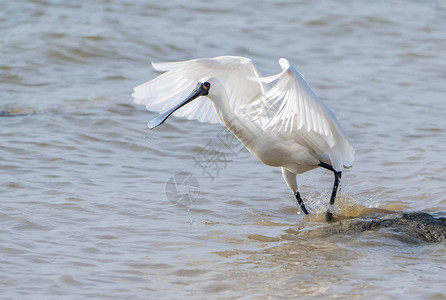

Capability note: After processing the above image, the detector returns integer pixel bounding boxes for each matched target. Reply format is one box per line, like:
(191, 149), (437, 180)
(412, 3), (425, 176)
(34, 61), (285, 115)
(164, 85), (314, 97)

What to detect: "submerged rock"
(322, 212), (446, 242)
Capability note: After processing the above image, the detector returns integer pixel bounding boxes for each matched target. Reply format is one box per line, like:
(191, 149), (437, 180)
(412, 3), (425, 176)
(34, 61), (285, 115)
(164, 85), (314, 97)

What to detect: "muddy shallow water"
(1, 0), (446, 298)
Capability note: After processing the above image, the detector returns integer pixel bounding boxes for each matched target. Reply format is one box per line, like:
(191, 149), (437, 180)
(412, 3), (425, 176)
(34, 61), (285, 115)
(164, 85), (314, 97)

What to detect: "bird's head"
(147, 79), (213, 129)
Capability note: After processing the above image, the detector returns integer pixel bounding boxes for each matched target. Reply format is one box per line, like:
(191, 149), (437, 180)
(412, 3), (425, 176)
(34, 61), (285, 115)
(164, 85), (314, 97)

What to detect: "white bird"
(132, 56), (354, 220)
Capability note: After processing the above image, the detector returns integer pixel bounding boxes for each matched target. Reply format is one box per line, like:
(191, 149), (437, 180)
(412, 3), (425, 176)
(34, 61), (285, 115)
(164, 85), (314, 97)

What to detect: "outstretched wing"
(132, 56), (267, 124)
(251, 58), (354, 171)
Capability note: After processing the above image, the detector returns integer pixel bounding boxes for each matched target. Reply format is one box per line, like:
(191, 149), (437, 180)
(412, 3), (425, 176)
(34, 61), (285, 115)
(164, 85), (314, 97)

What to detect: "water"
(1, 0), (446, 298)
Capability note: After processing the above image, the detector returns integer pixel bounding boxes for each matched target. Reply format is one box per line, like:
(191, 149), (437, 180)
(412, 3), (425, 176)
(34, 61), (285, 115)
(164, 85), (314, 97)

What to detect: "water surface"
(1, 0), (446, 298)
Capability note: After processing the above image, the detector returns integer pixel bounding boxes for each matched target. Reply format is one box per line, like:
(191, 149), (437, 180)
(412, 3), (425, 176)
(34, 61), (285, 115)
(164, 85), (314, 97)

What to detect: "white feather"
(251, 58), (354, 171)
(133, 56), (354, 171)
(132, 56), (268, 124)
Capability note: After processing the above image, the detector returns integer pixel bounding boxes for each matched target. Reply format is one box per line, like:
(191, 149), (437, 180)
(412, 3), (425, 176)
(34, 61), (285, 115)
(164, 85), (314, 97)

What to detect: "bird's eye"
(203, 82), (211, 89)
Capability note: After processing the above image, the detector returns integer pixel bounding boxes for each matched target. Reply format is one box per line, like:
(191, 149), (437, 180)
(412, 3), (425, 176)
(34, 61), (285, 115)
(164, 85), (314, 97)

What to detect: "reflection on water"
(1, 0), (446, 298)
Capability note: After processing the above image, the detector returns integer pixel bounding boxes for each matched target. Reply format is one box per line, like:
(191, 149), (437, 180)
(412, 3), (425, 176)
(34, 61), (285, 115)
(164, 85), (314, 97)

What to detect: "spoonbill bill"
(132, 56), (354, 221)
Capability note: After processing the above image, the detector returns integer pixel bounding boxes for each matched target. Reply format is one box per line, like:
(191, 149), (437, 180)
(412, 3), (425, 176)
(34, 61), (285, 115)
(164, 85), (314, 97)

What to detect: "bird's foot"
(325, 211), (334, 222)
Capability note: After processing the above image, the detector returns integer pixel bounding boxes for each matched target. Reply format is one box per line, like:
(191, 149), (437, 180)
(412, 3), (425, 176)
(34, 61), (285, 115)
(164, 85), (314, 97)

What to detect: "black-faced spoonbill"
(133, 56), (354, 221)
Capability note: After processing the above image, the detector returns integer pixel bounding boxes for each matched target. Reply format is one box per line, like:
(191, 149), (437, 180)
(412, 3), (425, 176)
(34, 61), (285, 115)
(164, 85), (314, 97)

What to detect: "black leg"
(295, 191), (309, 215)
(319, 162), (342, 221)
(318, 162), (335, 172)
(326, 171), (342, 221)
(329, 171), (342, 205)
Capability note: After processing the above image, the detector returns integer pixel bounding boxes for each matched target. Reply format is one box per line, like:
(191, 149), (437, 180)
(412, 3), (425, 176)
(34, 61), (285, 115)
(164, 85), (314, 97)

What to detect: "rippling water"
(1, 0), (446, 298)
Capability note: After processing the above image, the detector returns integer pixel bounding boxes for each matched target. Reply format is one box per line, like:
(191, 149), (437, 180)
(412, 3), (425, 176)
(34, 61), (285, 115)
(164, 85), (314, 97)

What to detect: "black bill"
(147, 82), (208, 129)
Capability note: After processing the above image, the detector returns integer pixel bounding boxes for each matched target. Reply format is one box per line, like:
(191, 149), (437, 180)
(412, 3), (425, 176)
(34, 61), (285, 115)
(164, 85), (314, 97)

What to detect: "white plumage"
(133, 56), (354, 220)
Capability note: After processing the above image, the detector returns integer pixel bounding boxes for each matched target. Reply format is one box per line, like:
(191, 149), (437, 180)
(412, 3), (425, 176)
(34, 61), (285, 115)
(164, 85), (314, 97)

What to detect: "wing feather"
(252, 58), (354, 171)
(132, 56), (267, 124)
